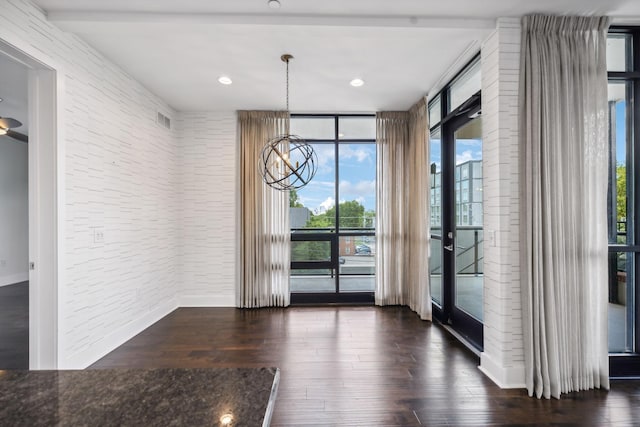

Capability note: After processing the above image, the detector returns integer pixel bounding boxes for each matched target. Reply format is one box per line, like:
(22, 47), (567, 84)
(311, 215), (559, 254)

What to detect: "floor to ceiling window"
(428, 56), (484, 349)
(607, 28), (640, 376)
(289, 114), (376, 304)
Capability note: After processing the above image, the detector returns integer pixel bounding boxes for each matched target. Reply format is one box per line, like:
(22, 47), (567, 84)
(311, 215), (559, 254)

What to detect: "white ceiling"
(32, 0), (640, 112)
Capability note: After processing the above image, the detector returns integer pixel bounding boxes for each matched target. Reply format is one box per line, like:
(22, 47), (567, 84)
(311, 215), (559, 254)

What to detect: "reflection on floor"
(0, 281), (29, 369)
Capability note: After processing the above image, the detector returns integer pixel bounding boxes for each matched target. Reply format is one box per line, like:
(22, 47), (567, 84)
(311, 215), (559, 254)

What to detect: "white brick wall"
(0, 0), (180, 368)
(177, 112), (237, 307)
(479, 17), (525, 387)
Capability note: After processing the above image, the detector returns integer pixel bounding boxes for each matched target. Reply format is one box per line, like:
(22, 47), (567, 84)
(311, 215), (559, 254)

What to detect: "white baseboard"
(479, 352), (526, 389)
(179, 294), (235, 307)
(60, 299), (179, 369)
(0, 272), (28, 287)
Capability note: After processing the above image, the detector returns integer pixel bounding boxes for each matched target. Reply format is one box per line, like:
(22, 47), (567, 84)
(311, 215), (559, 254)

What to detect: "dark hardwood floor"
(0, 281), (29, 370)
(92, 306), (640, 426)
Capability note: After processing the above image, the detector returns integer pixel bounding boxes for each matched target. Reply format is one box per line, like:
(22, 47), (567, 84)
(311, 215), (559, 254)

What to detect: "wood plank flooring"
(92, 306), (640, 426)
(0, 281), (29, 370)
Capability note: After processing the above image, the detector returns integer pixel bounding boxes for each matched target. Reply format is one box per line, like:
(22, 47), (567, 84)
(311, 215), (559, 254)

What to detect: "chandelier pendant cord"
(286, 57), (290, 111)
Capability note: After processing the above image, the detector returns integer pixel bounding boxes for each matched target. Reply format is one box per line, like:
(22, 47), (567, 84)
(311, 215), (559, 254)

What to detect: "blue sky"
(429, 137), (482, 174)
(296, 143), (376, 213)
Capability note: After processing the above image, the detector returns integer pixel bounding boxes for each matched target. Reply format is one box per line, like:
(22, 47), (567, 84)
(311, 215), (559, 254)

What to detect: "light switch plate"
(93, 227), (105, 243)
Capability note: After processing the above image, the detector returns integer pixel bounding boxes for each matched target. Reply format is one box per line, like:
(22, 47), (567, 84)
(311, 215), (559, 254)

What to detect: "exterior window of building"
(431, 159), (482, 226)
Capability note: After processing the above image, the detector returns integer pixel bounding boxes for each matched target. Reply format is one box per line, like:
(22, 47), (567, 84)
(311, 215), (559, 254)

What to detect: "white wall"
(0, 0), (180, 368)
(0, 139), (28, 287)
(479, 17), (525, 388)
(177, 112), (237, 307)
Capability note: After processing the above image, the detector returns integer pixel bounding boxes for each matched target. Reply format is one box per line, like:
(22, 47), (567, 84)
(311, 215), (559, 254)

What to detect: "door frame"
(0, 33), (62, 369)
(432, 94), (484, 350)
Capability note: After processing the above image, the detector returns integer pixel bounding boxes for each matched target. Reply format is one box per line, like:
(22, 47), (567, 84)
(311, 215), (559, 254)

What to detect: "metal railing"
(430, 226), (483, 275)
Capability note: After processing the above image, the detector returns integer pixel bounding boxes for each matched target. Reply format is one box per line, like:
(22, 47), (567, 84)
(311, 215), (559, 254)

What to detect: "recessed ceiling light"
(268, 0), (281, 9)
(218, 76), (232, 85)
(350, 78), (365, 87)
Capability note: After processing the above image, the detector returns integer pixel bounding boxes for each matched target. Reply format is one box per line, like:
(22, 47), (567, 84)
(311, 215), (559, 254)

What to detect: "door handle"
(444, 244), (453, 251)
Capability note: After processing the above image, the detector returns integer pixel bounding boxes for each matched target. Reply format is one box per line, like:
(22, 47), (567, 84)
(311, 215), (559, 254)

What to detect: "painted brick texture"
(177, 112), (237, 307)
(480, 17), (525, 387)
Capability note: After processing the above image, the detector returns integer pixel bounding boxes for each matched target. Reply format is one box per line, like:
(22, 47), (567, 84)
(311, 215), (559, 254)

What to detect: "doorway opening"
(0, 52), (30, 369)
(429, 56), (484, 350)
(0, 37), (59, 369)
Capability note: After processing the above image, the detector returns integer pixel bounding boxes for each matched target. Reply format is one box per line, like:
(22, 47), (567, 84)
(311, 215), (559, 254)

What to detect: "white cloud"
(339, 180), (376, 195)
(456, 150), (479, 165)
(305, 180), (334, 189)
(318, 197), (335, 214)
(338, 180), (375, 210)
(312, 145), (335, 174)
(340, 146), (372, 163)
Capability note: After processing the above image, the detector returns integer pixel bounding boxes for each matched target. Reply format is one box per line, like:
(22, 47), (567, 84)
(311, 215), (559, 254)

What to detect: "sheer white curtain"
(238, 111), (290, 308)
(520, 15), (610, 399)
(375, 98), (431, 320)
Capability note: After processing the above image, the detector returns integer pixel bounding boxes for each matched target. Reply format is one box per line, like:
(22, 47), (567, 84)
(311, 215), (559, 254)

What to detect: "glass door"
(450, 115), (483, 346)
(431, 100), (484, 349)
(430, 129), (443, 306)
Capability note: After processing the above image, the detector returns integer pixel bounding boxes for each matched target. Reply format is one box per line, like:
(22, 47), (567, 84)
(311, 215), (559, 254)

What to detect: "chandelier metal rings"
(259, 134), (317, 191)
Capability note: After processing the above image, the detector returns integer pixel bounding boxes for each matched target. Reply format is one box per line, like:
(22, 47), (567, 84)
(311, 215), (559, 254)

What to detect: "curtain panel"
(520, 15), (610, 399)
(375, 98), (431, 320)
(238, 111), (291, 308)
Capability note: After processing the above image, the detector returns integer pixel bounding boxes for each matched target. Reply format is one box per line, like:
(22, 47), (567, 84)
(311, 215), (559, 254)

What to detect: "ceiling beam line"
(47, 11), (497, 30)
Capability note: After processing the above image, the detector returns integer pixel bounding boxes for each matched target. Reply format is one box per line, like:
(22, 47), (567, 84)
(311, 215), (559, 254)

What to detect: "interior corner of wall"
(479, 352), (526, 389)
(59, 299), (178, 369)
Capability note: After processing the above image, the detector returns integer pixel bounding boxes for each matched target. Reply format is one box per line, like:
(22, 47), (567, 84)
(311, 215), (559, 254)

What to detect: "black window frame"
(289, 113), (376, 304)
(608, 26), (640, 378)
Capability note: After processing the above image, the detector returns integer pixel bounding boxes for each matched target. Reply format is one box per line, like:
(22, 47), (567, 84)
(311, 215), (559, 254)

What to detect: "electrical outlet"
(93, 227), (105, 243)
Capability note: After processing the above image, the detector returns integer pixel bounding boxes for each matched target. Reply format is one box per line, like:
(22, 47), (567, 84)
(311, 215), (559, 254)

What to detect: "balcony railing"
(430, 226), (483, 275)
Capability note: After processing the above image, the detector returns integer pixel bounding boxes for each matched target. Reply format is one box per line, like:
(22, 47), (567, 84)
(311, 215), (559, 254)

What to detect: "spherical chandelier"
(259, 134), (317, 190)
(259, 54), (317, 191)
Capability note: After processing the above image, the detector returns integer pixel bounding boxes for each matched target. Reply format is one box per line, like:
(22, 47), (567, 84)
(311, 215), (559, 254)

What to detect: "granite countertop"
(0, 367), (279, 427)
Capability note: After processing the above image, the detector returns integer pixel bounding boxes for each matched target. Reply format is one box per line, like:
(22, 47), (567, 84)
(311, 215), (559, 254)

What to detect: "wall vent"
(157, 112), (171, 130)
